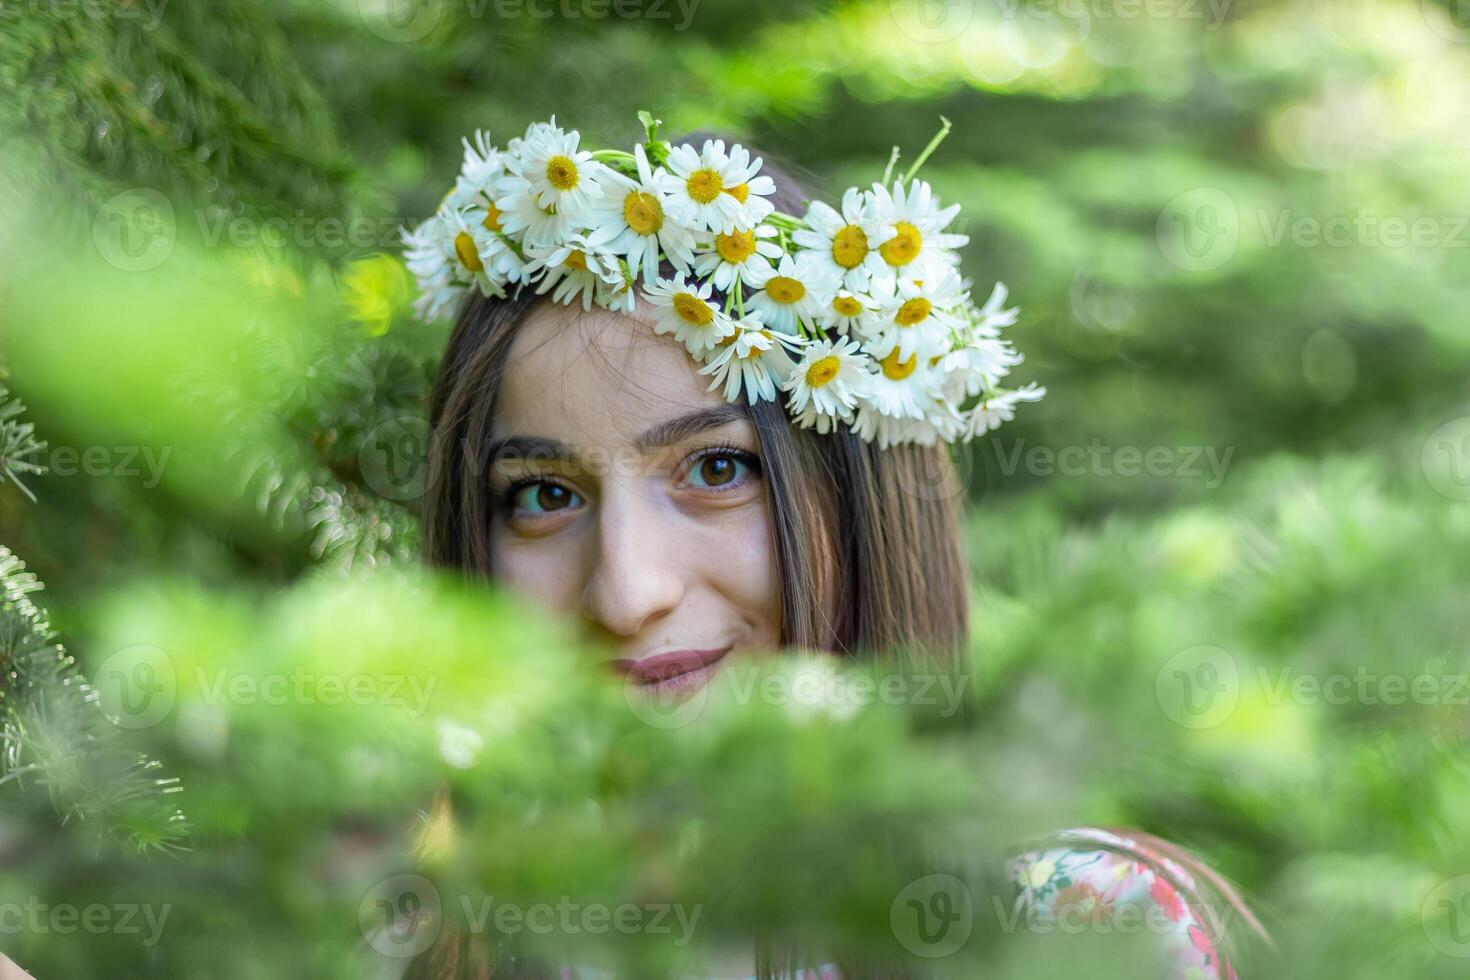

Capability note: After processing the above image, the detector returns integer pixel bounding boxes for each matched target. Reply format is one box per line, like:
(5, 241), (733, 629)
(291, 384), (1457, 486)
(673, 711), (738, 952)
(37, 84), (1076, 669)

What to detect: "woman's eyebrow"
(486, 405), (748, 465)
(632, 404), (748, 453)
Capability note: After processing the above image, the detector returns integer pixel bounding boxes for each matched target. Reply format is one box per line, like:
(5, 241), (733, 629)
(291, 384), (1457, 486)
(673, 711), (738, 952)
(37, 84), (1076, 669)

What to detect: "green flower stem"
(901, 116), (952, 185)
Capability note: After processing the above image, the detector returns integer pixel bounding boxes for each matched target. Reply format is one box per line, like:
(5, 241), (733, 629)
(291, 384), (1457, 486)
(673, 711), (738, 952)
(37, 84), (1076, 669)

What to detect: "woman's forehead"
(494, 302), (736, 448)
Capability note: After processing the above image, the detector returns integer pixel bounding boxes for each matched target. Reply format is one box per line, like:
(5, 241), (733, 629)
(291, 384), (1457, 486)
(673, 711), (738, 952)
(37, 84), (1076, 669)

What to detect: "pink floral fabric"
(1006, 827), (1240, 980)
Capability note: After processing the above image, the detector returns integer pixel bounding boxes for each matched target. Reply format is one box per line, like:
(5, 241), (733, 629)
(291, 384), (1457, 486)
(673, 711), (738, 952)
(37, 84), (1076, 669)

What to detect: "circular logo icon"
(1423, 875), (1470, 957)
(1155, 644), (1239, 730)
(1422, 0), (1470, 43)
(622, 669), (711, 730)
(93, 645), (176, 730)
(890, 873), (974, 958)
(1422, 416), (1470, 501)
(360, 874), (442, 958)
(92, 189), (175, 272)
(887, 0), (975, 44)
(895, 442), (971, 503)
(1156, 188), (1239, 273)
(360, 415), (431, 502)
(359, 0), (445, 44)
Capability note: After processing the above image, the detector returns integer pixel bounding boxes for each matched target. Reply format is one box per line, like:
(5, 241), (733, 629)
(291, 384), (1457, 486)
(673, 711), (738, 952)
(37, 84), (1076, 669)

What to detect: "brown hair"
(421, 144), (971, 662)
(408, 137), (970, 980)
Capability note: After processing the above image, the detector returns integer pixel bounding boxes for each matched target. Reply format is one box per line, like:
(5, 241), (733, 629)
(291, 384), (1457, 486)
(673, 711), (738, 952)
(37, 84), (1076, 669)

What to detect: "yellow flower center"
(715, 229), (756, 264)
(805, 355), (841, 387)
(765, 276), (805, 304)
(453, 231), (483, 272)
(672, 292), (713, 326)
(832, 225), (869, 269)
(563, 250), (588, 271)
(687, 168), (724, 204)
(482, 205), (504, 233)
(623, 191), (663, 235)
(895, 297), (932, 326)
(879, 221), (922, 266)
(739, 336), (769, 360)
(832, 295), (864, 317)
(545, 155), (579, 191)
(880, 348), (918, 380)
(727, 182), (750, 203)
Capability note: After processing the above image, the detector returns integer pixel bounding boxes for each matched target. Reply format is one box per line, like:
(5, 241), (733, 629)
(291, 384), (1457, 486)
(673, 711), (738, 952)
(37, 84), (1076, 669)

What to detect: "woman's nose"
(579, 486), (686, 639)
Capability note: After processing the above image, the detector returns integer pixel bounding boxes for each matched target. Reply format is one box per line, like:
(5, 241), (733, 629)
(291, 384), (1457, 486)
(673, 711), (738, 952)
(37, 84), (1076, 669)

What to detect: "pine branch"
(0, 546), (189, 854)
(0, 383), (47, 503)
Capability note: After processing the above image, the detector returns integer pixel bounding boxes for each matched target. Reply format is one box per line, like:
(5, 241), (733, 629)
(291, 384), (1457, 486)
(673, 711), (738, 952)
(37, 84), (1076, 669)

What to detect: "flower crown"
(402, 112), (1044, 447)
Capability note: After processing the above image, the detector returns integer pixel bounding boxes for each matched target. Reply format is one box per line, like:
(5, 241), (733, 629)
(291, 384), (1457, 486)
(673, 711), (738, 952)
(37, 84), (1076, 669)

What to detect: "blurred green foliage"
(3, 0), (1470, 976)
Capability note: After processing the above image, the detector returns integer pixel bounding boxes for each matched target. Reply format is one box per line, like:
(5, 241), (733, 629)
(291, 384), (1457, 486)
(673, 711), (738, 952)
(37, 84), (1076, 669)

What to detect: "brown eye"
(511, 481), (582, 514)
(685, 450), (759, 490)
(698, 456), (737, 487)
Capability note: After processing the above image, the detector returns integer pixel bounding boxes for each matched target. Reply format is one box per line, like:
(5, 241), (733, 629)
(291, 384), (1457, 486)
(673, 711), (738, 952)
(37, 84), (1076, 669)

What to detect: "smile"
(609, 646), (733, 693)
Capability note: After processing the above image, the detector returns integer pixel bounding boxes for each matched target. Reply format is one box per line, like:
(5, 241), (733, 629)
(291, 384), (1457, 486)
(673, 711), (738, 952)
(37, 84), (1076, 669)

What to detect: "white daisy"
(971, 281), (1020, 336)
(814, 289), (879, 335)
(462, 201), (525, 283)
(493, 178), (576, 248)
(782, 336), (871, 422)
(862, 269), (968, 362)
(498, 120), (605, 228)
(691, 224), (784, 292)
(659, 139), (775, 234)
(439, 208), (518, 296)
(744, 250), (840, 336)
(642, 274), (735, 356)
(961, 383), (1046, 440)
(522, 233), (621, 311)
(850, 403), (931, 449)
(596, 262), (639, 314)
(867, 179), (970, 282)
(698, 315), (798, 405)
(941, 336), (1022, 399)
(454, 129), (506, 201)
(588, 143), (697, 284)
(792, 187), (891, 293)
(860, 341), (944, 421)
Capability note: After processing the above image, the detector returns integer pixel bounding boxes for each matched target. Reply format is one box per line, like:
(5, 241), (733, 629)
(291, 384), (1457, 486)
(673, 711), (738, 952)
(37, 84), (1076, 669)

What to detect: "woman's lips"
(610, 646), (732, 688)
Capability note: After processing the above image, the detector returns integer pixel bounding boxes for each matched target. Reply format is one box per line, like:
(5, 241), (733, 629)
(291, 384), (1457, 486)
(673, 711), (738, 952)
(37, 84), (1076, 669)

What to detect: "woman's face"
(488, 301), (781, 693)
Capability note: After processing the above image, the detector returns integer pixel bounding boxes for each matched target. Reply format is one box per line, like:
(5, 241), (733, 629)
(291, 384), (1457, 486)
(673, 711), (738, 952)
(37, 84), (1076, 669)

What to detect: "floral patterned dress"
(1006, 827), (1241, 980)
(552, 828), (1249, 980)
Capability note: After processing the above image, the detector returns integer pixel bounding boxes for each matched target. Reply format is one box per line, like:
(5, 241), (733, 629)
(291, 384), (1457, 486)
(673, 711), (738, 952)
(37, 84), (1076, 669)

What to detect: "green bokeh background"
(2, 0), (1470, 976)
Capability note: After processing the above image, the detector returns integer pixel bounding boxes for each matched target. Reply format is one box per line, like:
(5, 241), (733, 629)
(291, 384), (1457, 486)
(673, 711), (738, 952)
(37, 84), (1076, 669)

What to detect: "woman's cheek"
(689, 498), (781, 636)
(491, 533), (586, 614)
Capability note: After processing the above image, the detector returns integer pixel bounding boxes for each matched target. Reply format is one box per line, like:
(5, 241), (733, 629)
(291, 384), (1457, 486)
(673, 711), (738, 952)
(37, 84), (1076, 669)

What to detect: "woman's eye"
(685, 451), (757, 489)
(511, 481), (582, 514)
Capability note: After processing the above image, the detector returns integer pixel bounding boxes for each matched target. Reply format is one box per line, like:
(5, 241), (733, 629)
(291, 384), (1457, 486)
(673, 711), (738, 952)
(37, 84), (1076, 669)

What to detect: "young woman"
(405, 118), (1263, 979)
